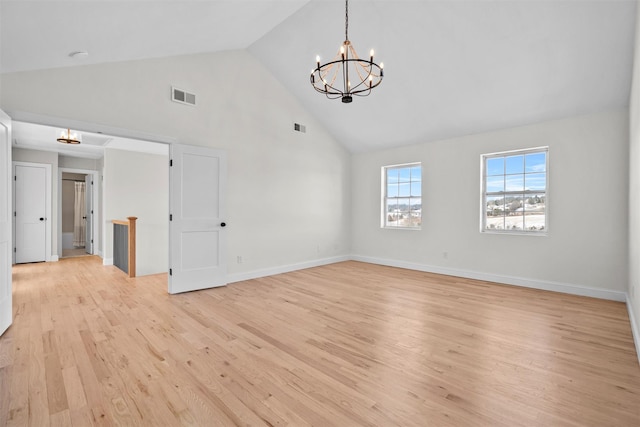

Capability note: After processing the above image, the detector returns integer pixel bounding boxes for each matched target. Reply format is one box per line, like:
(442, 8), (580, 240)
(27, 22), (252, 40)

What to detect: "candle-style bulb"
(370, 49), (374, 57)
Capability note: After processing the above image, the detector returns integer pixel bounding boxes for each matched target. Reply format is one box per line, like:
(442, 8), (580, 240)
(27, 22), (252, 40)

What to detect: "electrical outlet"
(443, 251), (448, 260)
(237, 255), (243, 264)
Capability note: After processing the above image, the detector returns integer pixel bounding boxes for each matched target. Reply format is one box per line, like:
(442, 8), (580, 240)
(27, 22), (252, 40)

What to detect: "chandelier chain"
(345, 0), (349, 41)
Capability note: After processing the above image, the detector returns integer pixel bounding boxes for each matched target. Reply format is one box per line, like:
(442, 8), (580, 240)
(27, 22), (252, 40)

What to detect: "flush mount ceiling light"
(310, 0), (384, 103)
(57, 128), (81, 144)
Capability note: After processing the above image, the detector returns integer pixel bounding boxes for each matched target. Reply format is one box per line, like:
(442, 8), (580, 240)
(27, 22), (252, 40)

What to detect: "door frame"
(58, 168), (99, 258)
(0, 110), (12, 336)
(12, 161), (52, 264)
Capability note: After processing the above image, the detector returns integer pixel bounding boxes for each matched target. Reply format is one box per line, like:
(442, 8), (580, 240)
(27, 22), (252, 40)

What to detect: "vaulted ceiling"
(0, 0), (636, 153)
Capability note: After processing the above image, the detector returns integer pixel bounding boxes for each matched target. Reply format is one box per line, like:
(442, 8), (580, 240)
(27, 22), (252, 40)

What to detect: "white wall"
(59, 156), (99, 170)
(104, 148), (168, 276)
(352, 111), (629, 299)
(12, 147), (59, 259)
(0, 50), (351, 278)
(628, 0), (640, 359)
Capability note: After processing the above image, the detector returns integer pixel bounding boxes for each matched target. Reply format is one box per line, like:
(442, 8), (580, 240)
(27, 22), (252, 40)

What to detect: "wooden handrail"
(112, 216), (137, 278)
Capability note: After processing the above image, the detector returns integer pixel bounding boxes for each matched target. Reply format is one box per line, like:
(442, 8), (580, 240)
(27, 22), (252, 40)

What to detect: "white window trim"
(381, 162), (422, 230)
(480, 146), (549, 235)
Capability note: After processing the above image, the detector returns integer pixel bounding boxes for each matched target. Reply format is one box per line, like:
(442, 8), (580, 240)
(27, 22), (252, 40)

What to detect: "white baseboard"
(351, 255), (627, 302)
(50, 255), (59, 262)
(103, 257), (113, 266)
(626, 294), (640, 366)
(226, 254), (626, 302)
(227, 255), (351, 284)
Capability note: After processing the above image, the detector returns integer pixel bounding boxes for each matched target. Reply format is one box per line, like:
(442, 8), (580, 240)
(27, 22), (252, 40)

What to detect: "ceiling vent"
(171, 86), (196, 106)
(294, 123), (306, 133)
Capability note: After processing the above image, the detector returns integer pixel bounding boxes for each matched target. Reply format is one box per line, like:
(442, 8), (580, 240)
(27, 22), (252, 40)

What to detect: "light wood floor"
(1, 257), (639, 426)
(61, 248), (89, 259)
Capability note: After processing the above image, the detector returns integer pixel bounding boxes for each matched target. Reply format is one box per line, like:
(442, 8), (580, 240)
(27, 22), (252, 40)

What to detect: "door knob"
(39, 218), (44, 221)
(220, 222), (226, 227)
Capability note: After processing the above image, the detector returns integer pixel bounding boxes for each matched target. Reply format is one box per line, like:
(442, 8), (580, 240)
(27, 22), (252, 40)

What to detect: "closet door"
(14, 163), (48, 263)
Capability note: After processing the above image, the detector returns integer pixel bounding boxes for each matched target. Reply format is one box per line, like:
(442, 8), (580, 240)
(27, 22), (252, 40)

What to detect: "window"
(482, 147), (547, 233)
(383, 163), (422, 229)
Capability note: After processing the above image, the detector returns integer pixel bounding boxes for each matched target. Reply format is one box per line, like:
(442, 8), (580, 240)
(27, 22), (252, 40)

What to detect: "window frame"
(480, 147), (549, 235)
(381, 162), (422, 230)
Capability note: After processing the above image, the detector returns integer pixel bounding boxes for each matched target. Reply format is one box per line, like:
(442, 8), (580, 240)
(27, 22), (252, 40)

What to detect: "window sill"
(481, 229), (547, 237)
(382, 226), (422, 231)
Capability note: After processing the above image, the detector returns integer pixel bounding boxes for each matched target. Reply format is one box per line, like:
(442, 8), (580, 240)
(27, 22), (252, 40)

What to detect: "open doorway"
(12, 116), (174, 281)
(60, 169), (96, 258)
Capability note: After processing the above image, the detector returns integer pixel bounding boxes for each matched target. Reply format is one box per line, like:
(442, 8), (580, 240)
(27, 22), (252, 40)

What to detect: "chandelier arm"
(320, 56), (342, 90)
(312, 72), (345, 96)
(352, 65), (373, 92)
(350, 44), (380, 90)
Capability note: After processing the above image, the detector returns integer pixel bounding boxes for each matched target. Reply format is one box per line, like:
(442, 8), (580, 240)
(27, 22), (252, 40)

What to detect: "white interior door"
(85, 174), (93, 254)
(14, 163), (49, 263)
(169, 144), (227, 294)
(0, 111), (12, 336)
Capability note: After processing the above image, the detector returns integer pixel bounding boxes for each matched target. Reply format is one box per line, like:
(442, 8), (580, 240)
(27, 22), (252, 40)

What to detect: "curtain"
(73, 182), (86, 247)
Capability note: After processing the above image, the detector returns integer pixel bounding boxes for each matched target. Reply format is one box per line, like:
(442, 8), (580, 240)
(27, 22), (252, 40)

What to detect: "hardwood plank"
(44, 352), (69, 415)
(49, 409), (71, 427)
(1, 257), (639, 426)
(62, 366), (88, 410)
(27, 318), (49, 427)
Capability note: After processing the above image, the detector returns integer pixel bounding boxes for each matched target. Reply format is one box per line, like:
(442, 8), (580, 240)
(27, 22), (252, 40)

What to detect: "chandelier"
(57, 128), (81, 144)
(310, 0), (384, 103)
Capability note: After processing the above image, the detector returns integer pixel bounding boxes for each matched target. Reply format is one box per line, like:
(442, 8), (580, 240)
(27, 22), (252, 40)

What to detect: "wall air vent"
(172, 86), (196, 106)
(294, 123), (306, 133)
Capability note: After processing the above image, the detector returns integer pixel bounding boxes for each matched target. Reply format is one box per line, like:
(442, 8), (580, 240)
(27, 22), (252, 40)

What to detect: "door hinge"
(169, 159), (173, 167)
(14, 176), (16, 181)
(169, 268), (172, 276)
(13, 212), (16, 217)
(91, 239), (93, 244)
(13, 248), (16, 253)
(169, 214), (172, 221)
